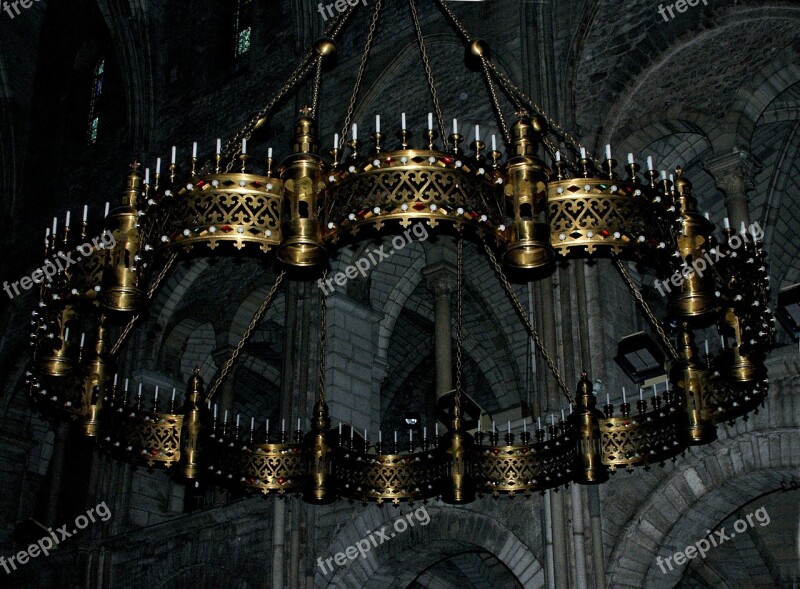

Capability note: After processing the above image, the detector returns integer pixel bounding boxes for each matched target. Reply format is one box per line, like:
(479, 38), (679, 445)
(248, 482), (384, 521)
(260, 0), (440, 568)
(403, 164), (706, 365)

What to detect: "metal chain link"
(318, 270), (328, 402)
(479, 55), (511, 145)
(204, 271), (286, 403)
(612, 258), (680, 361)
(482, 240), (574, 404)
(409, 0), (449, 149)
(455, 237), (464, 406)
(338, 0), (384, 150)
(311, 56), (324, 118)
(109, 251), (179, 357)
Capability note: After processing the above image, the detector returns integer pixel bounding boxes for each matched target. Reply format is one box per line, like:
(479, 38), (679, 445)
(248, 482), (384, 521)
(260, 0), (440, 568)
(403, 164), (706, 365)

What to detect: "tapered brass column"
(670, 323), (716, 444)
(180, 368), (204, 480)
(81, 318), (112, 437)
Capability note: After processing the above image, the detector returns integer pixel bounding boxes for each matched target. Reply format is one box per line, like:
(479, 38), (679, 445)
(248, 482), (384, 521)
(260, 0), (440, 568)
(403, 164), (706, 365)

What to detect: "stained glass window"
(233, 0), (253, 59)
(87, 59), (105, 144)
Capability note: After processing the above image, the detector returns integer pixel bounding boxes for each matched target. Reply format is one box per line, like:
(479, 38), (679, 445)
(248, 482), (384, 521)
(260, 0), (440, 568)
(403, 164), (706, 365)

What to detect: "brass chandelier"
(25, 0), (774, 505)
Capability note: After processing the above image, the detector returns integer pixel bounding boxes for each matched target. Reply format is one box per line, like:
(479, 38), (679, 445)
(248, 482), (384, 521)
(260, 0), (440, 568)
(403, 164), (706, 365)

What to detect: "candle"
(224, 410), (228, 423)
(83, 205), (88, 223)
(145, 168), (150, 185)
(334, 133), (339, 149)
(652, 384), (657, 396)
(192, 142), (198, 158)
(606, 393), (610, 406)
(171, 146), (177, 164)
(113, 374), (118, 386)
(251, 417), (255, 430)
(350, 426), (353, 440)
(339, 423), (342, 435)
(375, 114), (380, 133)
(171, 388), (176, 402)
(605, 144), (612, 160)
(560, 410), (565, 422)
(79, 332), (85, 348)
(427, 112), (433, 130)
(352, 123), (357, 141)
(44, 228), (49, 245)
(236, 414), (240, 428)
(379, 430), (382, 443)
(65, 210), (70, 229)
(555, 150), (561, 162)
(268, 147), (273, 159)
(124, 378), (129, 392)
(64, 327), (69, 341)
(670, 174), (675, 184)
(423, 426), (427, 439)
(704, 340), (709, 356)
(104, 202), (110, 218)
(213, 405), (217, 419)
(394, 431), (397, 444)
(550, 414), (555, 426)
(409, 429), (413, 442)
(364, 429), (367, 441)
(401, 112), (406, 130)
(492, 421), (496, 434)
(622, 386), (627, 404)
(216, 139), (221, 155)
(507, 420), (511, 432)
(580, 147), (587, 159)
(452, 118), (458, 135)
(523, 419), (527, 433)
(138, 383), (143, 396)
(491, 134), (497, 152)
(723, 217), (730, 229)
(154, 386), (159, 401)
(474, 124), (480, 142)
(282, 419), (285, 432)
(638, 388), (643, 401)
(156, 157), (162, 175)
(52, 217), (57, 236)
(241, 139), (247, 154)
(435, 423), (439, 437)
(739, 221), (747, 235)
(266, 419), (269, 431)
(537, 417), (542, 430)
(647, 156), (654, 171)
(627, 153), (635, 165)
(720, 335), (725, 348)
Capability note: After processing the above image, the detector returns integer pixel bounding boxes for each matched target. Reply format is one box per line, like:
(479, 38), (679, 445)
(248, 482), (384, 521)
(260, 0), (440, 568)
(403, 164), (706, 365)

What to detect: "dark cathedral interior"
(0, 0), (799, 587)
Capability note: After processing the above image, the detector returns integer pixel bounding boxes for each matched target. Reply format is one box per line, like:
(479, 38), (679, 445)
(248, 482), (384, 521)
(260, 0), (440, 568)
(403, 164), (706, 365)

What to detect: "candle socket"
(547, 424), (559, 440)
(520, 431), (531, 446)
(620, 402), (631, 418)
(80, 220), (88, 241)
(294, 429), (302, 444)
(488, 150), (502, 169)
(470, 140), (486, 160)
(371, 131), (384, 154)
(449, 133), (464, 155)
(231, 426), (241, 444)
(535, 429), (546, 444)
(488, 431), (499, 446)
(152, 397), (160, 414)
(191, 157), (198, 177)
(652, 395), (662, 412)
(636, 399), (648, 415)
(554, 160), (568, 181)
(266, 156), (275, 177)
(62, 225), (70, 246)
(474, 431), (484, 446)
(168, 398), (177, 414)
(579, 157), (592, 179)
(347, 139), (360, 161)
(215, 153), (222, 174)
(504, 432), (514, 445)
(604, 158), (618, 180)
(134, 392), (144, 412)
(397, 128), (411, 149)
(280, 429), (288, 444)
(424, 129), (438, 150)
(169, 163), (177, 185)
(393, 440), (400, 455)
(239, 154), (250, 173)
(375, 441), (384, 454)
(603, 403), (614, 418)
(329, 148), (340, 167)
(407, 439), (414, 454)
(626, 162), (641, 183)
(663, 389), (675, 406)
(647, 168), (659, 190)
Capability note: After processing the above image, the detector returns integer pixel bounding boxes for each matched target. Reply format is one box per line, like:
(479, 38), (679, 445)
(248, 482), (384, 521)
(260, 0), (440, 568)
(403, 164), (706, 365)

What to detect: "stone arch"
(155, 562), (251, 589)
(315, 504), (544, 589)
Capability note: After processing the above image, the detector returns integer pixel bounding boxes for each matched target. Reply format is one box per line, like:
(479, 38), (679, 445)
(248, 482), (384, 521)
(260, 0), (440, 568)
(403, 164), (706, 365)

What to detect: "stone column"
(705, 149), (762, 229)
(45, 422), (70, 527)
(423, 262), (458, 399)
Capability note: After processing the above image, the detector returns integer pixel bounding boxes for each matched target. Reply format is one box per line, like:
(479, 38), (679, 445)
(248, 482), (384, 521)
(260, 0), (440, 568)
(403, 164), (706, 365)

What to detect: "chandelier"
(25, 0), (774, 506)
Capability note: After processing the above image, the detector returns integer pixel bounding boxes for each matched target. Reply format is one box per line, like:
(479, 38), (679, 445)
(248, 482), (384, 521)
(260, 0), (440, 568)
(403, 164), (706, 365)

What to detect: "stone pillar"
(45, 422), (70, 527)
(705, 149), (762, 229)
(423, 262), (457, 399)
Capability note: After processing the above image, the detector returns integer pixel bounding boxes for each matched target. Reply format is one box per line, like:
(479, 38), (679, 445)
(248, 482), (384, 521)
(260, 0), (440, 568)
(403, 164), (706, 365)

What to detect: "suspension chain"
(338, 0), (384, 150)
(482, 240), (573, 404)
(204, 271), (286, 403)
(455, 237), (464, 404)
(612, 258), (680, 361)
(311, 56), (325, 119)
(318, 270), (328, 402)
(409, 0), (449, 149)
(109, 251), (179, 357)
(479, 55), (511, 145)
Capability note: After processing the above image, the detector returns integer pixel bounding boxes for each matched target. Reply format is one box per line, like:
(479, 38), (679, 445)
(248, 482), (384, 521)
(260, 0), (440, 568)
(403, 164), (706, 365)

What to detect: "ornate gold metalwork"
(79, 318), (112, 437)
(670, 324), (717, 445)
(180, 369), (204, 479)
(573, 372), (608, 484)
(304, 400), (335, 503)
(236, 442), (306, 495)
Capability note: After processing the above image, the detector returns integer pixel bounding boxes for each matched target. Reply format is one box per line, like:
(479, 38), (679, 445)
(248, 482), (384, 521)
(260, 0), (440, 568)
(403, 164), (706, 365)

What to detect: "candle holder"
(488, 431), (499, 446)
(579, 156), (592, 179)
(604, 158), (618, 180)
(329, 147), (340, 167)
(647, 167), (659, 190)
(651, 395), (662, 412)
(374, 441), (383, 454)
(504, 431), (514, 445)
(449, 133), (464, 155)
(554, 159), (567, 181)
(152, 396), (160, 414)
(371, 132), (384, 154)
(470, 139), (486, 160)
(169, 162), (177, 185)
(215, 153), (222, 175)
(347, 139), (360, 161)
(294, 428), (302, 444)
(407, 438), (414, 454)
(603, 402), (614, 418)
(520, 431), (531, 446)
(280, 428), (288, 444)
(547, 424), (559, 440)
(488, 149), (502, 169)
(626, 162), (641, 184)
(636, 399), (648, 415)
(474, 430), (484, 446)
(620, 402), (631, 418)
(397, 128), (411, 150)
(535, 428), (545, 444)
(191, 156), (198, 177)
(424, 129), (438, 150)
(239, 154), (250, 174)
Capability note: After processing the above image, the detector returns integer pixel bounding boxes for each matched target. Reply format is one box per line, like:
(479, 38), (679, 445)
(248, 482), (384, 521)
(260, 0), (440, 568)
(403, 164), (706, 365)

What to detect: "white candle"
(394, 431), (397, 444)
(104, 202), (110, 218)
(523, 419), (526, 433)
(216, 139), (221, 155)
(379, 430), (382, 443)
(156, 157), (162, 174)
(339, 422), (342, 435)
(364, 429), (367, 441)
(401, 112), (406, 130)
(661, 170), (668, 181)
(435, 423), (439, 437)
(550, 414), (555, 426)
(154, 386), (159, 401)
(241, 139), (247, 154)
(266, 419), (269, 431)
(83, 205), (88, 223)
(63, 327), (69, 341)
(423, 426), (427, 439)
(282, 419), (285, 431)
(560, 410), (565, 422)
(268, 147), (273, 159)
(427, 112), (433, 130)
(647, 156), (654, 171)
(79, 332), (85, 348)
(45, 228), (49, 244)
(627, 153), (635, 165)
(145, 168), (150, 185)
(409, 429), (413, 442)
(580, 147), (587, 159)
(251, 417), (255, 430)
(537, 416), (542, 430)
(622, 386), (627, 404)
(214, 405), (218, 419)
(113, 374), (118, 386)
(65, 210), (70, 229)
(606, 393), (610, 406)
(375, 114), (380, 133)
(224, 410), (228, 423)
(124, 378), (129, 392)
(236, 414), (240, 428)
(334, 133), (339, 149)
(492, 421), (496, 434)
(171, 146), (177, 164)
(652, 384), (657, 396)
(52, 217), (57, 235)
(605, 144), (612, 160)
(192, 142), (198, 158)
(138, 383), (143, 396)
(352, 123), (357, 141)
(739, 221), (747, 235)
(638, 388), (643, 401)
(723, 217), (730, 229)
(491, 134), (497, 151)
(720, 335), (725, 348)
(171, 388), (176, 402)
(452, 118), (458, 135)
(507, 420), (511, 432)
(297, 418), (301, 431)
(705, 340), (709, 356)
(555, 150), (561, 162)
(350, 426), (354, 440)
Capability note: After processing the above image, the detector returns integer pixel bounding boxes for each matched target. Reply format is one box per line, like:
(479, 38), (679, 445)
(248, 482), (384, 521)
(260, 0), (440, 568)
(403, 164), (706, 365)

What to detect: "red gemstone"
(442, 157), (453, 164)
(600, 229), (610, 237)
(221, 225), (233, 233)
(151, 449), (158, 456)
(278, 477), (286, 484)
(357, 209), (369, 218)
(412, 202), (426, 211)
